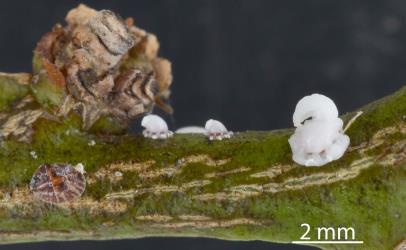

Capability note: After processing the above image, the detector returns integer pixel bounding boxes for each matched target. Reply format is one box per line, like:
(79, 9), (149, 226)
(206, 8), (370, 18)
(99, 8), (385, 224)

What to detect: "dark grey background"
(4, 238), (318, 250)
(0, 0), (405, 249)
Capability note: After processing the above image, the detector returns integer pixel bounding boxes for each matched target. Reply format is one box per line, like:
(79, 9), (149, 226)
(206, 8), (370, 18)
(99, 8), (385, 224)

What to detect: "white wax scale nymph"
(205, 119), (233, 140)
(175, 126), (206, 134)
(288, 94), (350, 167)
(141, 114), (173, 139)
(175, 119), (233, 140)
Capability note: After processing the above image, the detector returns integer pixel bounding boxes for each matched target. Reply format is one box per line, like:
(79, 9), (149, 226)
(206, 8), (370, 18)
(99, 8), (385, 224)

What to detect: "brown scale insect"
(30, 163), (86, 204)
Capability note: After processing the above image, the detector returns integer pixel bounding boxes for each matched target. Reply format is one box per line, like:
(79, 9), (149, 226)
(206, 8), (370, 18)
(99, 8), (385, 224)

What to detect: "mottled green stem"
(0, 73), (405, 250)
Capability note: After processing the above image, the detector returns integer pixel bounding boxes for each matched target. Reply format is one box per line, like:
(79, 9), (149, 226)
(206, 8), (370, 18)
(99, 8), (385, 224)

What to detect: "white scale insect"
(176, 119), (233, 141)
(141, 114), (173, 139)
(143, 97), (355, 166)
(204, 119), (233, 140)
(288, 94), (351, 167)
(142, 114), (233, 141)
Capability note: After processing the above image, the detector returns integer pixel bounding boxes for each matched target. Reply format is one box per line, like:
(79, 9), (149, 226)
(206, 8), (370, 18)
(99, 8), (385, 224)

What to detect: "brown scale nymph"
(30, 163), (86, 204)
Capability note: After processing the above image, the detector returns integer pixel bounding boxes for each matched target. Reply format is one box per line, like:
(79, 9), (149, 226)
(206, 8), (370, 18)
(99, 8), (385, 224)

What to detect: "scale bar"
(292, 241), (364, 244)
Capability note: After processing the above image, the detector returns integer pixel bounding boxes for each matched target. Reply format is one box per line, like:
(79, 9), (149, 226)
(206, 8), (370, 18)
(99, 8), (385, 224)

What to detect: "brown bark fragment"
(42, 59), (66, 87)
(89, 10), (135, 55)
(65, 4), (98, 26)
(153, 58), (173, 96)
(35, 25), (64, 61)
(31, 4), (174, 130)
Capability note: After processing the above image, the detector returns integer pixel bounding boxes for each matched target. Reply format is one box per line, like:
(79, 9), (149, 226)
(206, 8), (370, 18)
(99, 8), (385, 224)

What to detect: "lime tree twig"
(0, 72), (405, 250)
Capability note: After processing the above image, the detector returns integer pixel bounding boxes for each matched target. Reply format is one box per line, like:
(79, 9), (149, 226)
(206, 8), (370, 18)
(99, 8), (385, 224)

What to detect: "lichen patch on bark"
(104, 180), (212, 200)
(250, 164), (295, 179)
(88, 154), (230, 184)
(155, 218), (262, 229)
(0, 109), (44, 142)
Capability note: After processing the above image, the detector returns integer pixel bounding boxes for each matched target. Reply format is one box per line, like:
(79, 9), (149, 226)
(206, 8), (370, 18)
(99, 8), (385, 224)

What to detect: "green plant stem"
(0, 73), (405, 250)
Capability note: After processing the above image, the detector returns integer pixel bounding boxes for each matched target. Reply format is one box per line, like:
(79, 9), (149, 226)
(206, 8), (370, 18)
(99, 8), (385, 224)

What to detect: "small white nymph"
(205, 119), (233, 140)
(141, 114), (173, 139)
(288, 94), (350, 167)
(175, 126), (206, 134)
(74, 163), (86, 174)
(30, 151), (38, 159)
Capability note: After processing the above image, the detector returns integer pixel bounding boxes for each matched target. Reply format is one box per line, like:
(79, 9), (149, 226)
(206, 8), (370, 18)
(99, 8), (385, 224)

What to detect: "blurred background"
(0, 0), (405, 249)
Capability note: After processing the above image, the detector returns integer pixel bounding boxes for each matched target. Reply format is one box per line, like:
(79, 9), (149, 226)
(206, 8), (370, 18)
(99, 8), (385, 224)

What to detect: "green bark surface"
(0, 73), (405, 250)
